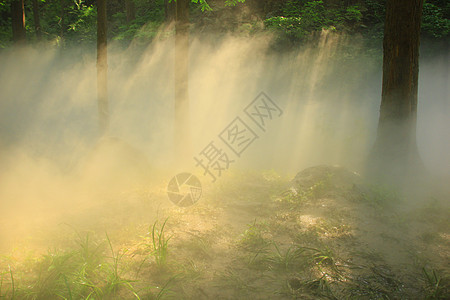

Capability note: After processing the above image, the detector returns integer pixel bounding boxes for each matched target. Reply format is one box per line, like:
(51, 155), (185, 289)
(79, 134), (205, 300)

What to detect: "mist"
(0, 27), (449, 298)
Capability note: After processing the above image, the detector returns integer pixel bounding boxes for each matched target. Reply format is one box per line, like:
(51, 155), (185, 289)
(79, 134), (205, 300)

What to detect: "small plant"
(151, 276), (176, 299)
(282, 274), (335, 298)
(102, 233), (140, 298)
(277, 188), (308, 205)
(20, 249), (77, 299)
(303, 246), (341, 276)
(141, 218), (172, 268)
(0, 266), (16, 299)
(345, 264), (403, 298)
(10, 266), (15, 299)
(308, 174), (333, 199)
(74, 231), (105, 276)
(238, 220), (270, 251)
(278, 173), (333, 205)
(422, 267), (449, 299)
(177, 259), (203, 282)
(246, 247), (270, 270)
(267, 243), (302, 271)
(302, 274), (335, 298)
(358, 183), (400, 209)
(184, 235), (213, 260)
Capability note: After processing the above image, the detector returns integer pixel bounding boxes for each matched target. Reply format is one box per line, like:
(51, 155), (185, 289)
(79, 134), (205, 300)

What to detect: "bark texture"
(370, 0), (424, 181)
(11, 0), (26, 44)
(125, 0), (135, 23)
(97, 0), (109, 135)
(32, 0), (41, 39)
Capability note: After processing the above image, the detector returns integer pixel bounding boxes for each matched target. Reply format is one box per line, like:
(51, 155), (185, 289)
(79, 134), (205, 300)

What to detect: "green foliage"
(23, 250), (77, 299)
(267, 243), (301, 271)
(2, 232), (140, 299)
(141, 218), (172, 268)
(0, 0), (11, 48)
(278, 174), (332, 205)
(0, 266), (17, 299)
(110, 0), (165, 46)
(360, 184), (400, 209)
(422, 2), (450, 38)
(363, 0), (385, 24)
(264, 16), (305, 41)
(299, 0), (327, 30)
(224, 0), (246, 7)
(422, 267), (449, 299)
(0, 0), (447, 47)
(183, 235), (213, 259)
(113, 20), (162, 45)
(104, 233), (140, 298)
(191, 0), (245, 11)
(263, 0), (447, 45)
(264, 0), (328, 42)
(343, 5), (363, 23)
(264, 0), (364, 45)
(190, 0), (212, 12)
(304, 246), (341, 275)
(66, 4), (97, 45)
(281, 0), (303, 18)
(361, 0), (449, 41)
(238, 220), (270, 251)
(286, 274), (335, 298)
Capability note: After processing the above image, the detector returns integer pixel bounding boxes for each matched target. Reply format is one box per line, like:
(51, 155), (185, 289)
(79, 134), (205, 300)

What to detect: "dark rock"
(291, 165), (361, 192)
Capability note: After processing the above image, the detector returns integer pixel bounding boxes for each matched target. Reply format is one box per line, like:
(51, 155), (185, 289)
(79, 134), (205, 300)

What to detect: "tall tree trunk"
(97, 0), (109, 135)
(60, 0), (66, 39)
(174, 0), (190, 162)
(165, 0), (176, 22)
(32, 0), (41, 40)
(125, 0), (135, 23)
(11, 0), (26, 44)
(369, 0), (424, 181)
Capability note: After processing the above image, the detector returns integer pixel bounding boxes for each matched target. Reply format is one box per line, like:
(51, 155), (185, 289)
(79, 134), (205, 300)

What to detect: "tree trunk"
(97, 0), (109, 135)
(11, 0), (26, 44)
(369, 0), (424, 182)
(174, 0), (190, 162)
(125, 0), (135, 23)
(32, 0), (41, 40)
(165, 0), (176, 22)
(60, 0), (66, 39)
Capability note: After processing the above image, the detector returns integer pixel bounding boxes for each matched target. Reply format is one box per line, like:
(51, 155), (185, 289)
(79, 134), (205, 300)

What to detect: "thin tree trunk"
(32, 0), (41, 40)
(174, 0), (190, 162)
(125, 0), (135, 23)
(60, 0), (66, 39)
(369, 0), (424, 181)
(165, 0), (176, 22)
(11, 0), (26, 44)
(97, 0), (109, 135)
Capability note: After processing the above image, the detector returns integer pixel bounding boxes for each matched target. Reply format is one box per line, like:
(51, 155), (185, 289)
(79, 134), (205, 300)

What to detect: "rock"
(291, 165), (361, 192)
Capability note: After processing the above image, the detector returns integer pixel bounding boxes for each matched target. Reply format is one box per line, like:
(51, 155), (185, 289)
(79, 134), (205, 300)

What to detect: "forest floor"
(0, 166), (449, 299)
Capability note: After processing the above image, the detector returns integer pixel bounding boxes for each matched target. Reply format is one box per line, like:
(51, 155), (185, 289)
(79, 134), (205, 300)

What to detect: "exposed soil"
(0, 166), (449, 299)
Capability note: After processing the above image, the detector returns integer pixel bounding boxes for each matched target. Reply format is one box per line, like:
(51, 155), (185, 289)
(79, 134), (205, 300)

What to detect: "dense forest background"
(0, 0), (448, 50)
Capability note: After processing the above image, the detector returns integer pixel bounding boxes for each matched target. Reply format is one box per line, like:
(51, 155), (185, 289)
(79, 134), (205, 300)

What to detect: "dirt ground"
(0, 166), (449, 299)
